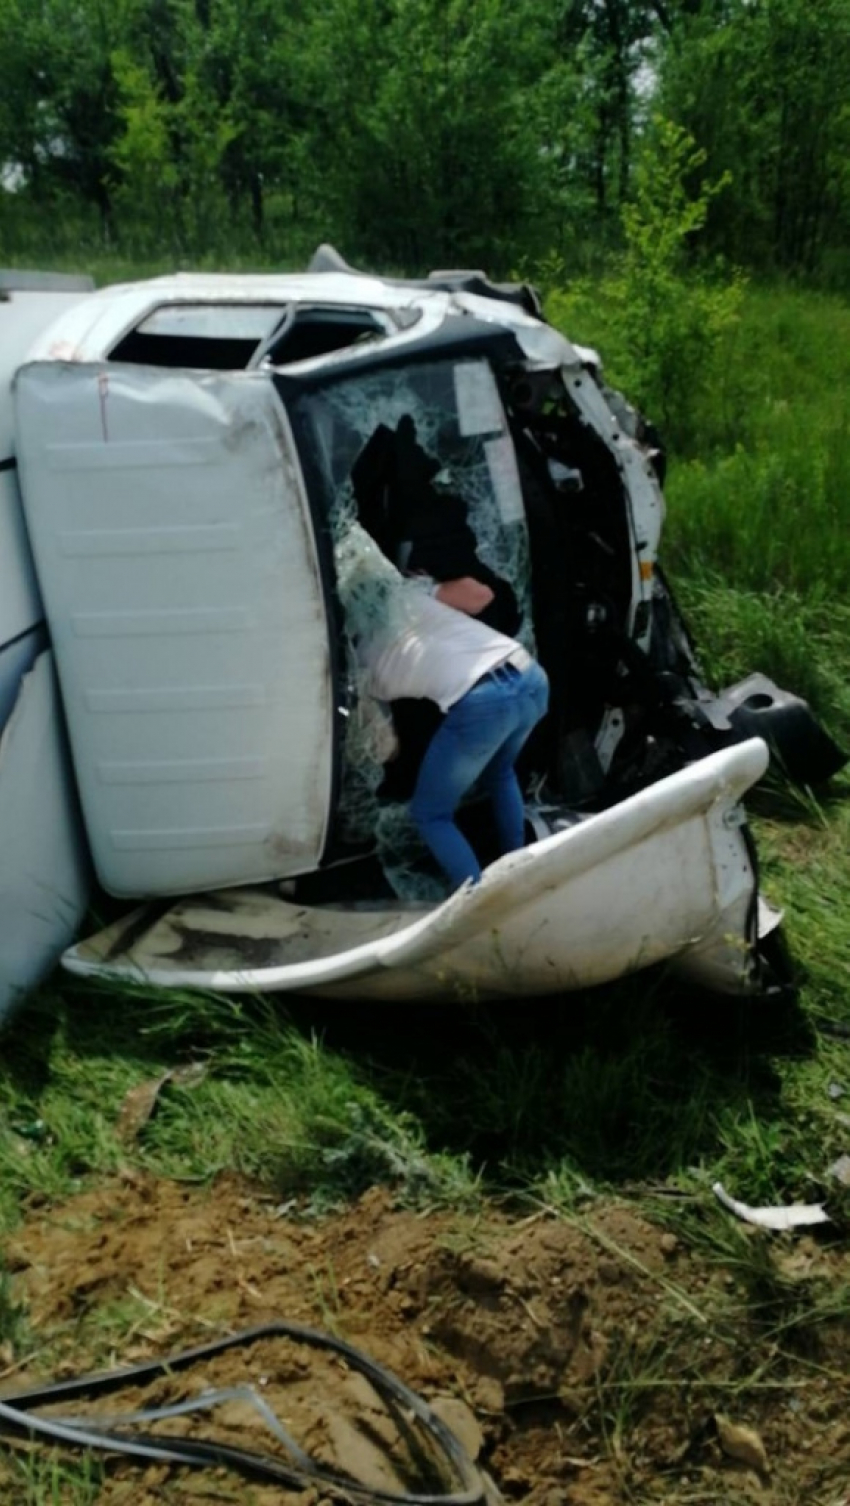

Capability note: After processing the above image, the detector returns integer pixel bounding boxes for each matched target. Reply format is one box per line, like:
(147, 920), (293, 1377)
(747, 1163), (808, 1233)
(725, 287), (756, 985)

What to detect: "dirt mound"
(3, 1173), (850, 1503)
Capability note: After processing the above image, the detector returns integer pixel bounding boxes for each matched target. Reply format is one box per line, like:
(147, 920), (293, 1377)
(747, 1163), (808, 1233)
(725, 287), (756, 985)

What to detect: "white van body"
(6, 254), (833, 1008)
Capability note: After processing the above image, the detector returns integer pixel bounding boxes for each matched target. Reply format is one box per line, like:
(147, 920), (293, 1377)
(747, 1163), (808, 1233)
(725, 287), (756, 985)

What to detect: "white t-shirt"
(358, 590), (520, 712)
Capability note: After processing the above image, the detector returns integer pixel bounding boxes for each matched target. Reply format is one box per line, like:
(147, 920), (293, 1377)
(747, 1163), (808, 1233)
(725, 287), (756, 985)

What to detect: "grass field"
(0, 274), (848, 1502)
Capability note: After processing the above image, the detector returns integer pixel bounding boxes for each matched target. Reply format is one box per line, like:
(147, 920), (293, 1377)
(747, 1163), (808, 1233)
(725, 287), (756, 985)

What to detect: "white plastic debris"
(827, 1155), (850, 1188)
(712, 1182), (830, 1231)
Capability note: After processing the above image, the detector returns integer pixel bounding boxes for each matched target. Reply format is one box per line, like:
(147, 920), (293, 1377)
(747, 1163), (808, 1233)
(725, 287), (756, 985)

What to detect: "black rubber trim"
(0, 622), (45, 656)
(740, 820), (761, 960)
(273, 386), (346, 862)
(740, 820), (794, 999)
(0, 455), (17, 473)
(0, 1320), (490, 1505)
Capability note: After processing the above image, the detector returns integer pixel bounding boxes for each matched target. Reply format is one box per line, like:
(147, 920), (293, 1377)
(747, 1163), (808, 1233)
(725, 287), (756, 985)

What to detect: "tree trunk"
(251, 173), (264, 239)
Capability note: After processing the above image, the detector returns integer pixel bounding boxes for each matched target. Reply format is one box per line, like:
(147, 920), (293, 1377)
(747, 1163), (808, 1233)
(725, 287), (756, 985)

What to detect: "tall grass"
(548, 276), (849, 735)
(665, 288), (850, 600)
(548, 280), (850, 597)
(663, 287), (850, 749)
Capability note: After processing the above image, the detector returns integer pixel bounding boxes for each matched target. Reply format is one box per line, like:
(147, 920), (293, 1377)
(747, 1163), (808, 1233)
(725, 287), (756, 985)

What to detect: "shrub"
(546, 118), (745, 454)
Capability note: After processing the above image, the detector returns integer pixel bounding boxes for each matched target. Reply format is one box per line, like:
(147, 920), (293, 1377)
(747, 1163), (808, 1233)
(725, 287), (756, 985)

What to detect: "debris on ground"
(827, 1154), (850, 1188)
(712, 1180), (831, 1230)
(2, 1175), (849, 1504)
(714, 1412), (770, 1475)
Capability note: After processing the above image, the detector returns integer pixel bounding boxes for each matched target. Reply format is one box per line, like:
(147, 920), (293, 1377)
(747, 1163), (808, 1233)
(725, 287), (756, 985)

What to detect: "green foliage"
(1, 0), (848, 277)
(301, 0), (562, 269)
(547, 118), (745, 450)
(109, 53), (179, 241)
(658, 0), (850, 279)
(0, 1261), (29, 1352)
(661, 283), (850, 726)
(108, 13), (240, 254)
(620, 116), (728, 258)
(7, 1450), (103, 1506)
(608, 118), (744, 446)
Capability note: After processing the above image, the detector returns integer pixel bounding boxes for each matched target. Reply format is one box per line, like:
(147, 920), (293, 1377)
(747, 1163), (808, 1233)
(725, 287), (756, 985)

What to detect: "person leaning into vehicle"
(334, 522), (549, 890)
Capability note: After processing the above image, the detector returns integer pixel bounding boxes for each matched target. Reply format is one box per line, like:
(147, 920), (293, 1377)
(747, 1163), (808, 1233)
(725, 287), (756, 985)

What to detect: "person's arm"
(432, 576), (495, 616)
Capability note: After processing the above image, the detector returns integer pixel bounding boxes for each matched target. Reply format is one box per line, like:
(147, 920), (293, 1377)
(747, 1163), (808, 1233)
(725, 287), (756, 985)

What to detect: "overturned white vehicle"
(0, 250), (843, 1013)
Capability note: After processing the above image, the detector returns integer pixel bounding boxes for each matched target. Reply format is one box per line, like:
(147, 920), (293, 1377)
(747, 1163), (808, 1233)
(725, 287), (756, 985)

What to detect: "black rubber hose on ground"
(0, 1319), (495, 1505)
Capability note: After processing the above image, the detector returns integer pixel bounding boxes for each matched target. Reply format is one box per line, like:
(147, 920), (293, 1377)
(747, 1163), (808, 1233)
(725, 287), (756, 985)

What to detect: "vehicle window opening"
(261, 308), (385, 368)
(287, 358), (534, 900)
(109, 305), (389, 371)
(109, 304), (288, 369)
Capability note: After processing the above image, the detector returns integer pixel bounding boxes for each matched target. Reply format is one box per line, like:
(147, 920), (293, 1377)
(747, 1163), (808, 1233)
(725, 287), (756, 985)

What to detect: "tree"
(302, 0), (565, 270)
(191, 0), (312, 243)
(549, 117), (744, 450)
(658, 0), (850, 275)
(1, 0), (846, 282)
(547, 0), (663, 220)
(0, 0), (133, 236)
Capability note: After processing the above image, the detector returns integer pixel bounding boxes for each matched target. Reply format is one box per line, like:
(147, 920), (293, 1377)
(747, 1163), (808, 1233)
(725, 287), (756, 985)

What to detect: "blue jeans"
(410, 659), (549, 889)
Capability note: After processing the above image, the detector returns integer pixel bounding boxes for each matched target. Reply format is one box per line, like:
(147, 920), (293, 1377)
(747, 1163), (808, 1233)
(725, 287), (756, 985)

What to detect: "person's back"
(360, 588), (528, 712)
(335, 520), (548, 889)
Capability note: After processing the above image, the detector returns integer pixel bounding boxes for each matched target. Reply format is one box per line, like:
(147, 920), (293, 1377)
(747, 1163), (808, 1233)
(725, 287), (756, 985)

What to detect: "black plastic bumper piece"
(706, 673), (846, 786)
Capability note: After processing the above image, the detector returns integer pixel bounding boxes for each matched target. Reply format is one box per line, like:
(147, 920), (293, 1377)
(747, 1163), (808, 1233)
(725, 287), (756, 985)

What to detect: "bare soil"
(2, 1172), (849, 1504)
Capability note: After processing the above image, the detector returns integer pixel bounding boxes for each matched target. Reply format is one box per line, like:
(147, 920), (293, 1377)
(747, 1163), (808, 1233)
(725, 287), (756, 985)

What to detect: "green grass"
(0, 985), (480, 1240)
(4, 1450), (104, 1506)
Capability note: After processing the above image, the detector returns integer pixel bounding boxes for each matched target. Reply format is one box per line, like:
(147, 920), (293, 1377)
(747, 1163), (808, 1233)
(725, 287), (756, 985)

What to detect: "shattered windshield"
(292, 357), (532, 636)
(288, 357), (535, 896)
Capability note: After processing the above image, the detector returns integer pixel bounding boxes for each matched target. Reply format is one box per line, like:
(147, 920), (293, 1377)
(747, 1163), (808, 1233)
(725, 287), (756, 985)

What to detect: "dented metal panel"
(0, 625), (42, 733)
(0, 651), (89, 1023)
(63, 739), (770, 999)
(0, 467), (43, 651)
(14, 363), (335, 897)
(0, 282), (93, 453)
(1, 285), (92, 648)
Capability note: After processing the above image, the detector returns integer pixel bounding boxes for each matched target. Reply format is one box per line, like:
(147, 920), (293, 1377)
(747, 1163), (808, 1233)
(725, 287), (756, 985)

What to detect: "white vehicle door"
(15, 363), (336, 898)
(1, 276), (93, 719)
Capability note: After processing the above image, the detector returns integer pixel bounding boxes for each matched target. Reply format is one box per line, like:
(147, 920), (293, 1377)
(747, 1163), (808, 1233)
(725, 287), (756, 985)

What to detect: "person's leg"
(410, 673), (520, 888)
(478, 662), (549, 857)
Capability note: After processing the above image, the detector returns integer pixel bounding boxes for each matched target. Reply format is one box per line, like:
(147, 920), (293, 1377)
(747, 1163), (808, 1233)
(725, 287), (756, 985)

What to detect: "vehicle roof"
(23, 269), (581, 370)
